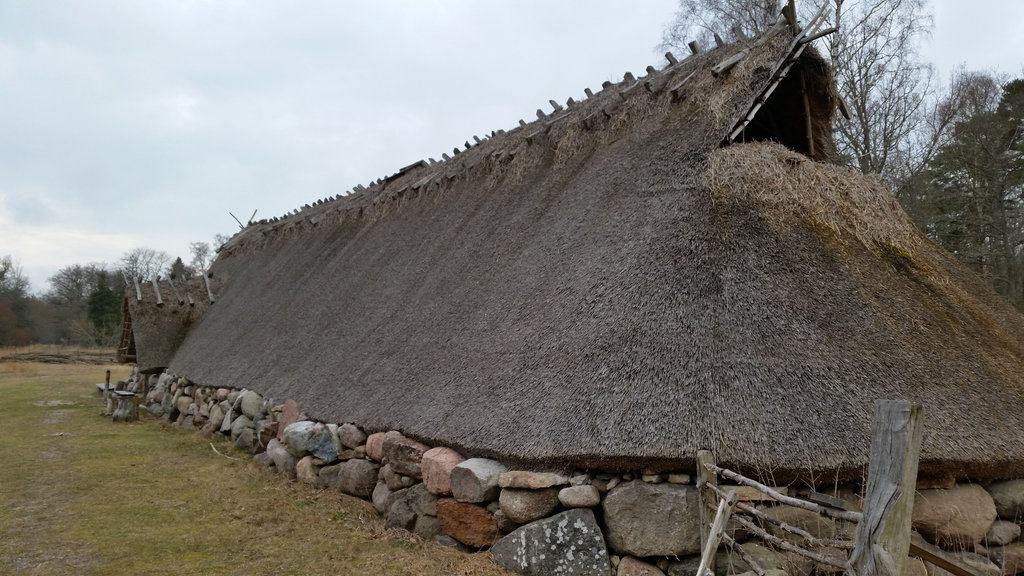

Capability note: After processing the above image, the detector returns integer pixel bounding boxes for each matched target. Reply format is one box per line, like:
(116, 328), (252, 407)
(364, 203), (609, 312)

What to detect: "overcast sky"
(2, 0), (1022, 293)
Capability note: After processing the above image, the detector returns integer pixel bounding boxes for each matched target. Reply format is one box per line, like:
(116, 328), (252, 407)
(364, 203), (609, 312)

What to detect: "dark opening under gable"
(725, 46), (837, 162)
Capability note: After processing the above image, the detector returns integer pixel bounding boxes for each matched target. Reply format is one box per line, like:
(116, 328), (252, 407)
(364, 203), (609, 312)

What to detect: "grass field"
(0, 360), (509, 576)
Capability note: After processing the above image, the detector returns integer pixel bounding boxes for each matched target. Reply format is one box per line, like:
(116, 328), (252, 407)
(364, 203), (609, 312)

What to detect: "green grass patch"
(0, 361), (508, 575)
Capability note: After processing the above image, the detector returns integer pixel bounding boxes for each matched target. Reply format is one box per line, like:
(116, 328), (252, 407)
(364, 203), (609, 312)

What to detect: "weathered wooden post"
(697, 450), (718, 576)
(847, 399), (923, 576)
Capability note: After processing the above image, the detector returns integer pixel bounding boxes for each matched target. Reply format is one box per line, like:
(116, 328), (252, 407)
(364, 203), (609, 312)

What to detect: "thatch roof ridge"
(217, 24), (798, 259)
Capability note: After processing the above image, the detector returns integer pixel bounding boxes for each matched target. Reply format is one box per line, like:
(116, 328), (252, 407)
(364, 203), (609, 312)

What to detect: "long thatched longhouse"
(123, 16), (1024, 484)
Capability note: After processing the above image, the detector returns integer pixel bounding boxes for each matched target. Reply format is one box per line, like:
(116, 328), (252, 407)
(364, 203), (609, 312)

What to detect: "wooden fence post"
(847, 399), (923, 576)
(697, 450), (718, 576)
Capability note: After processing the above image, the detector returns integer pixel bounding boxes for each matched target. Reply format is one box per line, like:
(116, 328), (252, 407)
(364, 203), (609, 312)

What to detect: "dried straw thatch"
(152, 24), (1024, 481)
(124, 276), (218, 373)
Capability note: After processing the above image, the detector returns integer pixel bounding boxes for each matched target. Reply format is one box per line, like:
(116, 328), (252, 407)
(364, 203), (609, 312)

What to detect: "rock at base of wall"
(499, 487), (560, 524)
(913, 484), (997, 548)
(618, 556), (666, 576)
(451, 458), (508, 503)
(436, 498), (499, 548)
(491, 508), (608, 576)
(238, 390), (263, 419)
(329, 458), (379, 499)
(365, 432), (386, 462)
(559, 485), (601, 508)
(498, 470), (569, 490)
(422, 447), (464, 496)
(306, 425), (338, 463)
(266, 438), (297, 476)
(282, 421), (316, 457)
(386, 483), (438, 537)
(337, 423), (367, 449)
(601, 480), (701, 557)
(986, 520), (1022, 547)
(382, 431), (430, 478)
(988, 480), (1024, 521)
(372, 481), (391, 515)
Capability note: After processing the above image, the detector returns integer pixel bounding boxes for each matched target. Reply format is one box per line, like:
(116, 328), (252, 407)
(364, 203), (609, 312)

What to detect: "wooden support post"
(151, 278), (163, 307)
(783, 0), (799, 33)
(696, 490), (738, 576)
(799, 69), (816, 157)
(202, 273), (215, 304)
(847, 400), (924, 576)
(166, 276), (184, 305)
(697, 450), (718, 576)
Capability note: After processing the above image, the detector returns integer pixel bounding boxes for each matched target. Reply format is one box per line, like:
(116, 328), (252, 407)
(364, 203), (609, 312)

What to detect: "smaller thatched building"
(120, 275), (218, 372)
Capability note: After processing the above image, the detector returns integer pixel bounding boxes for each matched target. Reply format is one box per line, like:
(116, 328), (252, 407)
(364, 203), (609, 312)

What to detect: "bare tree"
(118, 247), (171, 281)
(829, 0), (933, 178)
(660, 0), (933, 183)
(188, 242), (212, 275)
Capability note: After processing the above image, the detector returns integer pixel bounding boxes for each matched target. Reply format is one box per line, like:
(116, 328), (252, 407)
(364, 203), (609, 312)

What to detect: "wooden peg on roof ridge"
(623, 72), (635, 83)
(601, 81), (612, 89)
(549, 99), (564, 112)
(714, 32), (726, 48)
(665, 52), (678, 65)
(584, 87), (594, 97)
(442, 153), (452, 161)
(688, 41), (702, 55)
(519, 119), (527, 127)
(566, 97), (576, 107)
(473, 135), (482, 144)
(536, 109), (547, 120)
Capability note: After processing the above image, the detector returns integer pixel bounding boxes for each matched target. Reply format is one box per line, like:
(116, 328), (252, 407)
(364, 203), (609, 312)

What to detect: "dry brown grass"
(0, 361), (509, 576)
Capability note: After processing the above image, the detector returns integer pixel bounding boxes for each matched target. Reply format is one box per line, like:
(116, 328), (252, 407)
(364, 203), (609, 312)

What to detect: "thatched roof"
(159, 22), (1024, 481)
(123, 276), (218, 373)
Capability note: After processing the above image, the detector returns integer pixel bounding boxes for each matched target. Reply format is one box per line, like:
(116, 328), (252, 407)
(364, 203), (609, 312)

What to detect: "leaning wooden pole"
(847, 399), (924, 576)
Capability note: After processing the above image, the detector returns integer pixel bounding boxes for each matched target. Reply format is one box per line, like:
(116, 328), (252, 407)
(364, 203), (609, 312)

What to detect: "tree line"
(662, 0), (1024, 310)
(0, 238), (227, 347)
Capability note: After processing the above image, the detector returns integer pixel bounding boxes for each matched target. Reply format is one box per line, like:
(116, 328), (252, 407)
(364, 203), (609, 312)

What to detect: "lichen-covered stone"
(491, 509), (608, 575)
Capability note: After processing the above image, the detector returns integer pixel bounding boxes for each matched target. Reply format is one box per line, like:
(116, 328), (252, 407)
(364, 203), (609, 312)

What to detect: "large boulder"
(499, 488), (560, 524)
(329, 459), (380, 499)
(436, 498), (499, 548)
(421, 447), (465, 496)
(237, 390), (263, 419)
(912, 484), (997, 547)
(282, 421), (317, 457)
(381, 431), (430, 478)
(988, 480), (1024, 521)
(451, 458), (508, 503)
(601, 481), (701, 557)
(491, 509), (609, 576)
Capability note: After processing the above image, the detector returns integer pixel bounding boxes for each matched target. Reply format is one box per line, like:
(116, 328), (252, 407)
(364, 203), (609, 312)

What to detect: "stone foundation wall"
(128, 371), (1024, 576)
